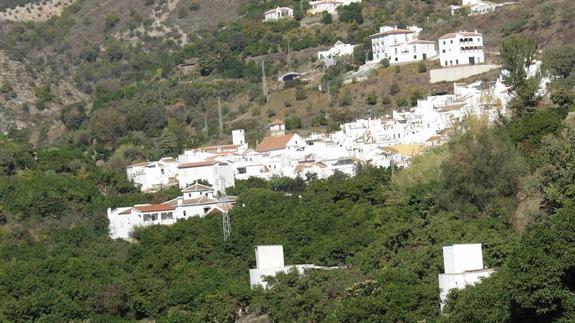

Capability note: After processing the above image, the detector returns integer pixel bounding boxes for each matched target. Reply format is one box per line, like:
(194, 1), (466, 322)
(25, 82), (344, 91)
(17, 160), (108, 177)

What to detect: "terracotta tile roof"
(378, 147), (400, 154)
(256, 134), (295, 152)
(295, 162), (327, 173)
(370, 29), (414, 38)
(439, 31), (482, 40)
(193, 144), (240, 153)
(183, 183), (213, 193)
(134, 204), (176, 213)
(178, 161), (228, 169)
(206, 204), (235, 215)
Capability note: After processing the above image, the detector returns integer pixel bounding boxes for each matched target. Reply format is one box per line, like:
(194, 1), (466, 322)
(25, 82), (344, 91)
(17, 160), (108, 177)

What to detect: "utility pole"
(219, 175), (231, 242)
(217, 97), (223, 143)
(203, 101), (208, 137)
(287, 39), (292, 70)
(261, 60), (269, 102)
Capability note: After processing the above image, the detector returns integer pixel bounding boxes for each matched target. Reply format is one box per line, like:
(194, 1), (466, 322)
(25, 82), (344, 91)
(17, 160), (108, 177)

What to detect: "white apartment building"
(438, 31), (484, 67)
(263, 7), (294, 22)
(438, 244), (495, 309)
(307, 0), (362, 15)
(318, 41), (356, 60)
(369, 25), (437, 65)
(249, 245), (338, 288)
(107, 183), (236, 240)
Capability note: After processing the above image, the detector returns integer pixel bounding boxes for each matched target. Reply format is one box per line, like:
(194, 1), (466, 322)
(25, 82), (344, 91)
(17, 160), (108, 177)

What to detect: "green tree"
(337, 3), (363, 24)
(500, 35), (539, 115)
(285, 116), (302, 130)
(321, 12), (333, 25)
(439, 127), (526, 216)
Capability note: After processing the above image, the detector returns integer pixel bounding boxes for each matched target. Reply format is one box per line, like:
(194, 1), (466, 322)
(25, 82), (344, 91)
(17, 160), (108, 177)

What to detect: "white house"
(177, 160), (235, 192)
(307, 0), (361, 15)
(249, 245), (339, 288)
(107, 183), (236, 240)
(438, 31), (484, 67)
(318, 41), (356, 60)
(438, 244), (495, 309)
(369, 25), (437, 65)
(451, 0), (514, 16)
(263, 7), (293, 22)
(126, 157), (179, 193)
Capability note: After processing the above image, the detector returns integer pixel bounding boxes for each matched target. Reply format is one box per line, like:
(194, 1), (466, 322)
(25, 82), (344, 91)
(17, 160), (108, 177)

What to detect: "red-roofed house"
(107, 183), (237, 240)
(255, 133), (305, 154)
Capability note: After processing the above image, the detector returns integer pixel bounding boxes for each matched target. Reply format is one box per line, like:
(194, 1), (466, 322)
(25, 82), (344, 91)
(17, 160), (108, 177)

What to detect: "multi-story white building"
(438, 31), (484, 67)
(263, 7), (294, 22)
(107, 183), (236, 240)
(318, 41), (356, 60)
(307, 0), (362, 15)
(368, 25), (437, 65)
(438, 244), (495, 309)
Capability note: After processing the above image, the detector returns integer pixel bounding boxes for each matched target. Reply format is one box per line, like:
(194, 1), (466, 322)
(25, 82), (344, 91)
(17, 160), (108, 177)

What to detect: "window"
(183, 211), (187, 217)
(161, 212), (173, 220)
(188, 193), (192, 198)
(442, 49), (446, 53)
(414, 55), (417, 59)
(203, 207), (210, 214)
(143, 213), (159, 221)
(161, 169), (165, 175)
(395, 57), (398, 62)
(456, 59), (459, 65)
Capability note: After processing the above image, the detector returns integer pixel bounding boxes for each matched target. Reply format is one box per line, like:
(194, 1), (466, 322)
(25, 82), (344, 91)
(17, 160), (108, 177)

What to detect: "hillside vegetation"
(0, 0), (575, 321)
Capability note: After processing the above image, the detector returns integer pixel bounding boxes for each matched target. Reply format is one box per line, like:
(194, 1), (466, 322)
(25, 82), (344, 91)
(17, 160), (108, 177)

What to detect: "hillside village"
(0, 0), (575, 322)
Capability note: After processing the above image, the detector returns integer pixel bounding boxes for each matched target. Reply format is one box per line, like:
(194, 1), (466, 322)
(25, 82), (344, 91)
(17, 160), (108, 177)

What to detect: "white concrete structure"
(438, 244), (495, 309)
(430, 64), (498, 84)
(107, 183), (236, 240)
(269, 119), (286, 137)
(438, 31), (484, 67)
(307, 0), (362, 15)
(178, 161), (235, 192)
(368, 25), (437, 65)
(318, 41), (356, 60)
(263, 7), (293, 22)
(127, 157), (179, 193)
(232, 129), (246, 146)
(249, 245), (339, 288)
(451, 0), (515, 16)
